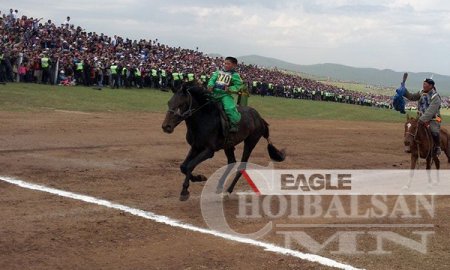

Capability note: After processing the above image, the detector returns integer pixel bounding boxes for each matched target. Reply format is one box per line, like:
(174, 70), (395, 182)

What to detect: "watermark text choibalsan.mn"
(200, 163), (447, 255)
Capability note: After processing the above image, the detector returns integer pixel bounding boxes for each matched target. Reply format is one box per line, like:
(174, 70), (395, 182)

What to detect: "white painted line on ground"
(0, 176), (363, 270)
(276, 224), (434, 228)
(54, 110), (93, 115)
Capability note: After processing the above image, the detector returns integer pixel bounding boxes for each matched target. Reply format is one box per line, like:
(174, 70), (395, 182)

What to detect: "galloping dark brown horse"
(162, 86), (286, 201)
(404, 115), (450, 170)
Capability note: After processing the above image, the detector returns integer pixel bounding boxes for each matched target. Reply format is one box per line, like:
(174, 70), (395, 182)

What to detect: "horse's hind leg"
(227, 137), (260, 194)
(425, 157), (433, 187)
(216, 148), (237, 193)
(446, 139), (450, 163)
(433, 156), (440, 185)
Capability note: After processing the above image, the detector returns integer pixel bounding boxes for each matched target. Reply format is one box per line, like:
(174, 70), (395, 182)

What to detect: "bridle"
(405, 120), (434, 163)
(167, 89), (213, 120)
(405, 122), (419, 142)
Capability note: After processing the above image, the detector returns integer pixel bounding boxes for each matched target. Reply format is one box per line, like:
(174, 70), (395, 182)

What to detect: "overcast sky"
(4, 0), (450, 75)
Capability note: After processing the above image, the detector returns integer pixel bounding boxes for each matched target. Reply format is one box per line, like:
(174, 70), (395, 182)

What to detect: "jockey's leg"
(430, 121), (441, 156)
(221, 94), (241, 132)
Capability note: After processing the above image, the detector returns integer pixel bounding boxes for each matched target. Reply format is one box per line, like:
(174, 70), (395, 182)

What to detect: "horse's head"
(162, 87), (191, 134)
(404, 114), (418, 153)
(162, 85), (209, 134)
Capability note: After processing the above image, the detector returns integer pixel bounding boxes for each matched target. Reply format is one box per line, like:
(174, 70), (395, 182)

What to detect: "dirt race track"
(0, 111), (449, 270)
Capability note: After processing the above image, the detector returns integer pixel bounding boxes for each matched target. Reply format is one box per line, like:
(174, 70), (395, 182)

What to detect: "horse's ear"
(416, 111), (420, 119)
(180, 83), (188, 95)
(406, 114), (410, 120)
(170, 84), (178, 94)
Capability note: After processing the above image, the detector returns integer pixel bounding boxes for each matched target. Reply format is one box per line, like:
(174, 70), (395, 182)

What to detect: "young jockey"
(207, 56), (243, 132)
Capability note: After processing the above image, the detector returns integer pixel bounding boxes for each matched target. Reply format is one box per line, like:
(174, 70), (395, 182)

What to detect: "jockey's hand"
(207, 86), (213, 92)
(224, 86), (231, 94)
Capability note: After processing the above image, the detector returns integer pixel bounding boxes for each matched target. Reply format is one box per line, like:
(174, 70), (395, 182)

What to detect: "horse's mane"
(183, 85), (212, 106)
(406, 117), (418, 125)
(406, 116), (431, 139)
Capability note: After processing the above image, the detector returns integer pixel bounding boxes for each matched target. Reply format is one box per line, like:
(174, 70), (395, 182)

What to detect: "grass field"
(1, 83), (446, 123)
(318, 80), (393, 95)
(440, 109), (450, 116)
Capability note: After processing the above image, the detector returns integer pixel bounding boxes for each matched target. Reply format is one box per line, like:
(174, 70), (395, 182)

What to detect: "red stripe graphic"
(241, 170), (261, 195)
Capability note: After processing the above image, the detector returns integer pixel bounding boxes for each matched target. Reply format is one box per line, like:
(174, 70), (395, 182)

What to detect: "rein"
(406, 121), (434, 167)
(167, 89), (214, 119)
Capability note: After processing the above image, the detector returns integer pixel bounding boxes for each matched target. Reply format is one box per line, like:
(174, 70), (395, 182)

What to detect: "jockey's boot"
(432, 132), (441, 156)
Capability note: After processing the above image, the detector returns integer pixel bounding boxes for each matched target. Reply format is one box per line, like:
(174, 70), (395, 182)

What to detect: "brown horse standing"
(404, 115), (450, 170)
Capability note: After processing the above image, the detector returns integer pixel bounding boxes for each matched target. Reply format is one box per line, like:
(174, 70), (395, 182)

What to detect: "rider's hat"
(424, 78), (435, 86)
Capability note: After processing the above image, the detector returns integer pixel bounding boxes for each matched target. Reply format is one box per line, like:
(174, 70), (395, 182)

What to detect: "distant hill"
(238, 55), (450, 96)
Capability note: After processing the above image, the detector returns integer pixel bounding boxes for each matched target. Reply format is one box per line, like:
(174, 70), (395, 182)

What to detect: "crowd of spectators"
(0, 8), (448, 109)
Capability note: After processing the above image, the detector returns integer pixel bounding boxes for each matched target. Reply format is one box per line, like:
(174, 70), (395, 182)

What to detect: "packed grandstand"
(0, 9), (448, 110)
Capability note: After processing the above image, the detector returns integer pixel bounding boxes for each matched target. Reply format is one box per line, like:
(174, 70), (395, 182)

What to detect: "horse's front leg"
(433, 156), (440, 186)
(180, 147), (208, 183)
(411, 153), (418, 170)
(426, 157), (432, 170)
(425, 157), (434, 187)
(180, 148), (214, 201)
(180, 147), (198, 178)
(405, 154), (419, 189)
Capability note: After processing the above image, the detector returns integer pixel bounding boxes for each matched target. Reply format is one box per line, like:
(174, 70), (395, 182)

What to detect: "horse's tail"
(447, 137), (450, 163)
(441, 127), (450, 163)
(262, 118), (286, 162)
(446, 131), (450, 163)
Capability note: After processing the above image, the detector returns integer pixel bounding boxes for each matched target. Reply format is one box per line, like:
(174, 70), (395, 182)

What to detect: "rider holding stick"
(403, 77), (442, 155)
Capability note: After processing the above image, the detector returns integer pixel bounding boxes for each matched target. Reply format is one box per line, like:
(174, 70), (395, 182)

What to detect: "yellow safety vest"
(110, 65), (118, 75)
(135, 69), (141, 77)
(41, 57), (49, 68)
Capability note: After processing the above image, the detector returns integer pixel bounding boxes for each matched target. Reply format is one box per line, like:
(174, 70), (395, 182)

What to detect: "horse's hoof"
(192, 175), (208, 182)
(179, 192), (190, 201)
(215, 187), (223, 194)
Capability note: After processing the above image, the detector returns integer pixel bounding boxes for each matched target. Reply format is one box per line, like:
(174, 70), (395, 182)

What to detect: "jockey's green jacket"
(207, 69), (243, 126)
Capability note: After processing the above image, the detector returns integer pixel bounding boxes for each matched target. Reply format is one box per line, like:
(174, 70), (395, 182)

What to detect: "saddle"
(215, 102), (230, 138)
